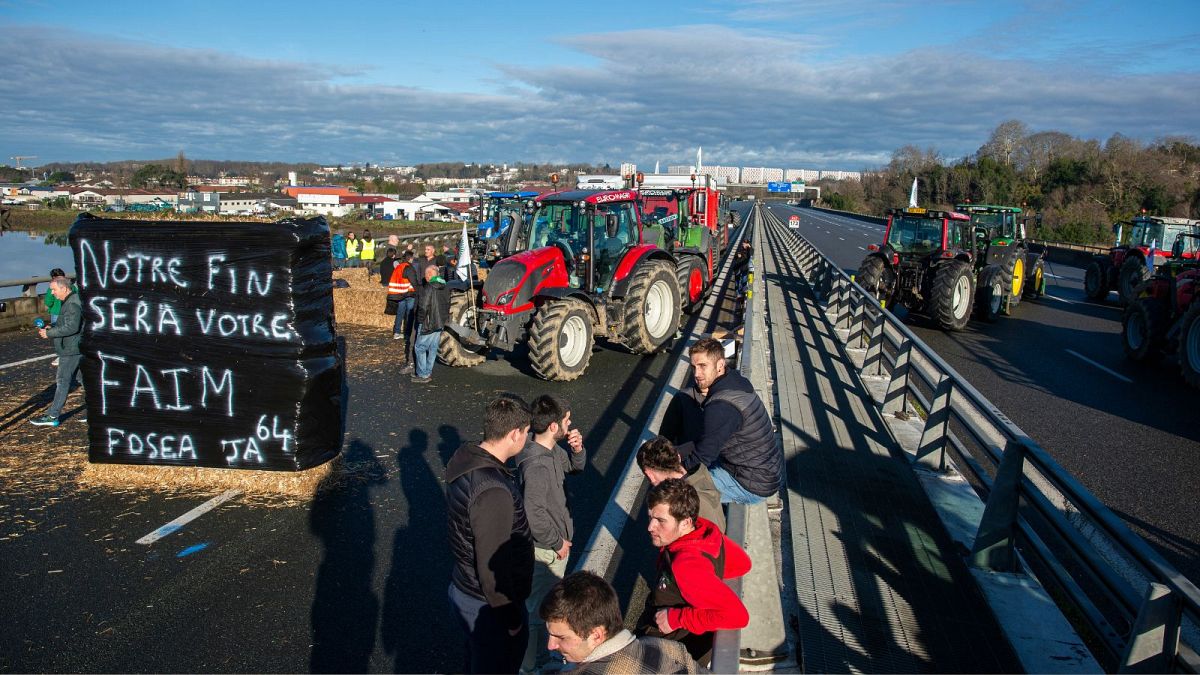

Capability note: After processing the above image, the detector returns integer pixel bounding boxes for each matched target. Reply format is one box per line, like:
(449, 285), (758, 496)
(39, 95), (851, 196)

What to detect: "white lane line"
(1065, 349), (1133, 384)
(135, 490), (241, 545)
(857, 246), (866, 251)
(1043, 293), (1077, 305)
(1045, 273), (1067, 279)
(0, 353), (56, 370)
(838, 237), (845, 241)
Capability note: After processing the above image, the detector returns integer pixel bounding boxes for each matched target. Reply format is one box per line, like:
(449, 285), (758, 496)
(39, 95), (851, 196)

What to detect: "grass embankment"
(4, 208), (456, 237)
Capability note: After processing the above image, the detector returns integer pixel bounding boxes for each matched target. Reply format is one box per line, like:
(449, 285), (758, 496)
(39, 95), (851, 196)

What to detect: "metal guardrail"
(764, 207), (1200, 673)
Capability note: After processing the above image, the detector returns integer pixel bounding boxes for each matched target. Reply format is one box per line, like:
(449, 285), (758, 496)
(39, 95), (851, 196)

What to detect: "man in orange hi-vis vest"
(389, 250), (420, 352)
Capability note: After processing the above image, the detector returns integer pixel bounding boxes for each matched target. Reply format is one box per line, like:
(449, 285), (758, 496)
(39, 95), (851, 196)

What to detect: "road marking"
(1066, 349), (1133, 384)
(135, 490), (241, 545)
(0, 353), (56, 370)
(1045, 273), (1066, 279)
(838, 237), (845, 241)
(857, 246), (866, 250)
(1043, 293), (1077, 305)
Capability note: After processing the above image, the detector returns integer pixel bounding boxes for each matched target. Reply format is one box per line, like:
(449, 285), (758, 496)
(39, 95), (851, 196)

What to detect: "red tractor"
(637, 186), (724, 313)
(439, 189), (683, 381)
(1085, 216), (1200, 305)
(1121, 233), (1200, 388)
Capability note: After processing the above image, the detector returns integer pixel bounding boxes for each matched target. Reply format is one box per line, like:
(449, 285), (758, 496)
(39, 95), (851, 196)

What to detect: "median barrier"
(768, 208), (1200, 673)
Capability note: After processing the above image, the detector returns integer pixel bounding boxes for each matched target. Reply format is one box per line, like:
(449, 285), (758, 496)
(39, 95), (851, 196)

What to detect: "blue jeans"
(49, 353), (82, 419)
(710, 464), (767, 505)
(448, 583), (527, 674)
(414, 327), (440, 378)
(392, 296), (415, 337)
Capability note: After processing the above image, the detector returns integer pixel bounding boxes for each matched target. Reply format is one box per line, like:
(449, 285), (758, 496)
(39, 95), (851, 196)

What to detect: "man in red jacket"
(638, 478), (750, 665)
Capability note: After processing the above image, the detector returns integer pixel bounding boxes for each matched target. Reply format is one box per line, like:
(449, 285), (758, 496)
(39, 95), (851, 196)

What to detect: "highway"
(766, 203), (1200, 584)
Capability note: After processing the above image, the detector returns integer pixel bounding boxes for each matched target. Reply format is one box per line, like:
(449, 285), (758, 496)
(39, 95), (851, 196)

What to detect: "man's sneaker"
(30, 415), (59, 427)
(393, 333), (402, 340)
(399, 364), (414, 375)
(411, 375), (431, 383)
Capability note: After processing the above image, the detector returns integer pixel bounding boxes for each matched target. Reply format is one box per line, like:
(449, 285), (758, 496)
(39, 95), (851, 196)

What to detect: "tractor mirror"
(605, 213), (619, 239)
(1019, 222), (1026, 239)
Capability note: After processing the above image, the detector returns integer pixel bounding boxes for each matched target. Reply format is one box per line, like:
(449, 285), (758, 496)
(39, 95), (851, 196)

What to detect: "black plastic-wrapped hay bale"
(68, 214), (342, 471)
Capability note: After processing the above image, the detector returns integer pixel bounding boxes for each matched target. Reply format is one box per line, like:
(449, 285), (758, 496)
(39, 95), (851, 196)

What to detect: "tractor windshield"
(968, 212), (1016, 238)
(528, 202), (588, 251)
(887, 215), (943, 254)
(1129, 222), (1189, 249)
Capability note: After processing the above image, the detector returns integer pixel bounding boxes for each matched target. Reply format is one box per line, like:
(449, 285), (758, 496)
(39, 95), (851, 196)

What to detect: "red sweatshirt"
(659, 517), (751, 634)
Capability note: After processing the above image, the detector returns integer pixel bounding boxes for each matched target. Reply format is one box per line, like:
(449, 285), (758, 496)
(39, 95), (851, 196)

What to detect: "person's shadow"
(308, 439), (387, 673)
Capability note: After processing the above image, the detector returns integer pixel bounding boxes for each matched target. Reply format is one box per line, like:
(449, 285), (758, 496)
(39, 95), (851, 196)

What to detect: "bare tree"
(980, 120), (1029, 166)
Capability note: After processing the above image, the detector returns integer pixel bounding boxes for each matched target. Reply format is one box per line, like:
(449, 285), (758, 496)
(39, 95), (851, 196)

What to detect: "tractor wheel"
(1118, 255), (1148, 306)
(929, 260), (975, 331)
(528, 299), (594, 381)
(1121, 297), (1167, 362)
(676, 255), (708, 314)
(855, 256), (895, 306)
(1024, 256), (1045, 299)
(975, 265), (1004, 323)
(1179, 304), (1200, 389)
(1084, 260), (1111, 301)
(622, 260), (680, 354)
(1003, 254), (1025, 313)
(438, 292), (487, 367)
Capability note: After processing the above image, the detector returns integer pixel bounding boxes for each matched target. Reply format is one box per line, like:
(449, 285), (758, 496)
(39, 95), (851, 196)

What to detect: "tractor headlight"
(496, 291), (515, 305)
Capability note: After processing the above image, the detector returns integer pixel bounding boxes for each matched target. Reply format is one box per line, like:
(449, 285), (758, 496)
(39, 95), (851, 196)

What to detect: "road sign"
(789, 215), (800, 229)
(767, 182), (791, 192)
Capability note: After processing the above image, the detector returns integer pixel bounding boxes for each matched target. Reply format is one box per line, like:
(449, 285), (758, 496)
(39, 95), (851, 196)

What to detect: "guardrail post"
(848, 292), (868, 346)
(863, 310), (885, 375)
(1119, 582), (1182, 674)
(914, 376), (954, 472)
(970, 439), (1026, 572)
(882, 340), (912, 415)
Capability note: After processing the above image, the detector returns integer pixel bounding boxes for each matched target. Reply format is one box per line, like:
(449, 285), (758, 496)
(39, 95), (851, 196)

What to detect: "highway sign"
(767, 181), (792, 192)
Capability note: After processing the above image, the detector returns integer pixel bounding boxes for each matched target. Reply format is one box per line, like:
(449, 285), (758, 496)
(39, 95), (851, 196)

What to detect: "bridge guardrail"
(766, 207), (1200, 673)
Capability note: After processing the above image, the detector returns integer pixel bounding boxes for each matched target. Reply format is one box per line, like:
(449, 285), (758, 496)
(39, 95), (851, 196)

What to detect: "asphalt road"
(0, 213), (750, 674)
(767, 203), (1200, 585)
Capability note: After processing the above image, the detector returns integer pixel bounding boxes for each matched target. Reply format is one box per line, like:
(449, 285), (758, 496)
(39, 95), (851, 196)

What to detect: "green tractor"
(954, 203), (1046, 318)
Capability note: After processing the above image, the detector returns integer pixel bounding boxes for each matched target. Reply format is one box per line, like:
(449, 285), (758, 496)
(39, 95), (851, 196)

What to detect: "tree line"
(818, 120), (1200, 245)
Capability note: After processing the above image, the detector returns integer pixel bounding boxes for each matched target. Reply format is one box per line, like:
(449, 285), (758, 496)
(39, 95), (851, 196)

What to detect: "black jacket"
(445, 443), (534, 630)
(417, 278), (450, 334)
(45, 292), (82, 356)
(678, 369), (780, 497)
(378, 255), (398, 287)
(660, 383), (705, 446)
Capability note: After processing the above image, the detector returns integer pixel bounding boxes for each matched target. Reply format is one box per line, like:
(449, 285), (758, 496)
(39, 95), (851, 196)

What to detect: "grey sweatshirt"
(515, 436), (586, 551)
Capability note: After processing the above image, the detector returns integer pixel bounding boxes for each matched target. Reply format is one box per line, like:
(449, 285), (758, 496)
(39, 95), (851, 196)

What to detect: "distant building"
(283, 185), (356, 198)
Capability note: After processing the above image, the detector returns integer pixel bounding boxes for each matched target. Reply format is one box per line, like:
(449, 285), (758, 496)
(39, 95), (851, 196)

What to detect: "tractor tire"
(1024, 256), (1045, 299)
(1179, 303), (1200, 389)
(1084, 260), (1111, 301)
(929, 260), (975, 331)
(1121, 297), (1167, 362)
(975, 265), (1004, 323)
(528, 299), (594, 381)
(855, 256), (895, 306)
(1003, 253), (1025, 314)
(622, 260), (680, 354)
(1118, 255), (1148, 306)
(676, 255), (708, 314)
(438, 292), (487, 367)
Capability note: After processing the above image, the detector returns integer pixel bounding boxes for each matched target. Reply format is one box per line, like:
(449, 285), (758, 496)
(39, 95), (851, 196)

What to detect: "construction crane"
(10, 156), (37, 170)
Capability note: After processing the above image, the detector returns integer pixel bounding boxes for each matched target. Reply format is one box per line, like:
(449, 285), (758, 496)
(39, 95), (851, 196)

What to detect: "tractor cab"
(473, 191), (539, 264)
(513, 190), (640, 294)
(877, 207), (974, 261)
(1089, 216), (1200, 305)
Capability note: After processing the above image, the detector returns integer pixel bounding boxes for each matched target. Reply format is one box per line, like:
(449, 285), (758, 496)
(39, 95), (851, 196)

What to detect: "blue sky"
(2, 0), (1198, 170)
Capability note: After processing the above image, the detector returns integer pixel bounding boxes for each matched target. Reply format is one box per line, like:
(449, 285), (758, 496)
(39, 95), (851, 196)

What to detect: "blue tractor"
(473, 191), (539, 265)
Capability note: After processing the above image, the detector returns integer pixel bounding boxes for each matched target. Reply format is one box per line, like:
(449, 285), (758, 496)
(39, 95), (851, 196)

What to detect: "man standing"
(412, 264), (449, 383)
(676, 337), (781, 505)
(636, 436), (724, 532)
(445, 396), (535, 674)
(516, 395), (586, 672)
(345, 231), (361, 268)
(31, 277), (83, 427)
(388, 250), (418, 345)
(639, 479), (750, 664)
(414, 243), (440, 281)
(540, 571), (703, 674)
(378, 247), (399, 289)
(360, 229), (376, 270)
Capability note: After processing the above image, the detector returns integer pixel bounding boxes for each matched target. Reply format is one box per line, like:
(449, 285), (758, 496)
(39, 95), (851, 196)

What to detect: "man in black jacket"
(445, 395), (535, 674)
(412, 264), (450, 383)
(676, 337), (781, 504)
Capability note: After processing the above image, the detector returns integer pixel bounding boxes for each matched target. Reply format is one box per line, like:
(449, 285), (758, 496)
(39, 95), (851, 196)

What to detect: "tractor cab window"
(969, 211), (1003, 238)
(1171, 234), (1200, 259)
(528, 202), (587, 253)
(887, 215), (943, 254)
(592, 202), (637, 286)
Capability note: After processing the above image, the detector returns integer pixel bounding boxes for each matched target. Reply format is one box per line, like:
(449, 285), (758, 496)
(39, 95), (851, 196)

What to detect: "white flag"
(908, 178), (919, 208)
(456, 221), (471, 281)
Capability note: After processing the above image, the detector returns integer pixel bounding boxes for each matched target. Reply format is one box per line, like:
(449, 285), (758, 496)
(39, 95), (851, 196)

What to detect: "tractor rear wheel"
(676, 255), (708, 314)
(856, 256), (894, 306)
(1121, 297), (1167, 362)
(975, 265), (1004, 323)
(1024, 256), (1045, 299)
(1084, 260), (1111, 301)
(1178, 303), (1200, 389)
(528, 299), (594, 381)
(1004, 254), (1025, 313)
(1118, 256), (1148, 306)
(622, 260), (680, 354)
(438, 292), (487, 367)
(930, 260), (974, 331)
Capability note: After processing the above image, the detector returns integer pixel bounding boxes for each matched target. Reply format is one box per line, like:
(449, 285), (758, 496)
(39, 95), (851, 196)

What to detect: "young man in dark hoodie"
(411, 263), (450, 383)
(445, 395), (535, 674)
(638, 478), (750, 665)
(516, 394), (586, 673)
(675, 337), (782, 505)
